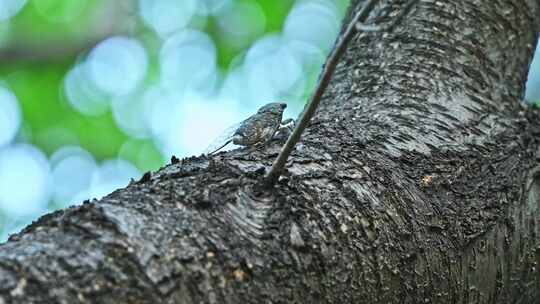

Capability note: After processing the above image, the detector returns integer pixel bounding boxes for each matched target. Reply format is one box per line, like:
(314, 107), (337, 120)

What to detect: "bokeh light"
(0, 85), (21, 147)
(87, 36), (148, 97)
(139, 0), (197, 37)
(144, 88), (242, 157)
(283, 0), (340, 51)
(526, 45), (540, 103)
(63, 61), (110, 116)
(50, 146), (96, 206)
(172, 95), (244, 156)
(0, 144), (50, 217)
(244, 35), (304, 104)
(160, 29), (218, 93)
(0, 0), (27, 21)
(89, 159), (140, 200)
(112, 90), (154, 139)
(215, 0), (266, 48)
(196, 0), (230, 16)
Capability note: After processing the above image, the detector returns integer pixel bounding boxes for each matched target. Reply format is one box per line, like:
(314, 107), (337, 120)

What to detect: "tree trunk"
(1, 0), (540, 303)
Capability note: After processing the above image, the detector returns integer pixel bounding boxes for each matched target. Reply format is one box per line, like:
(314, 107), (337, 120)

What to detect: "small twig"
(262, 0), (419, 187)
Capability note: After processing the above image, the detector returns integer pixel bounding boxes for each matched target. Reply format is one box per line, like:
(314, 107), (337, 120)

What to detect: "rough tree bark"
(1, 0), (540, 303)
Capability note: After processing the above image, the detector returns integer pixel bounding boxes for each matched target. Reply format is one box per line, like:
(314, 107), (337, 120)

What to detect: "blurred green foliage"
(0, 0), (351, 240)
(1, 0), (349, 171)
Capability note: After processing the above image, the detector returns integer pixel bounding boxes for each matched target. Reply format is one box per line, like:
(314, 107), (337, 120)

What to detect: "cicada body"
(203, 120), (244, 155)
(204, 102), (288, 155)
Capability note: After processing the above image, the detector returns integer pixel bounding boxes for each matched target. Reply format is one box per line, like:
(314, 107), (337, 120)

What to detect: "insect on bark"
(204, 102), (293, 155)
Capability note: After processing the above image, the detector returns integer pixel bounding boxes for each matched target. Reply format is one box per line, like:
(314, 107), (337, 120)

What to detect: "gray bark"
(1, 0), (540, 303)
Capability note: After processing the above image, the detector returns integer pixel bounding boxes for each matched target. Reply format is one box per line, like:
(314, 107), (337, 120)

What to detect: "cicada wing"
(203, 121), (243, 155)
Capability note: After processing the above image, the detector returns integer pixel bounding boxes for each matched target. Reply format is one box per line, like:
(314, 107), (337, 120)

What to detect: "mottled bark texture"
(1, 0), (540, 303)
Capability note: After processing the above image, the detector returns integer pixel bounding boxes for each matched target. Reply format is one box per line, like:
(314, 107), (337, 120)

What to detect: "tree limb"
(263, 0), (419, 187)
(0, 0), (539, 303)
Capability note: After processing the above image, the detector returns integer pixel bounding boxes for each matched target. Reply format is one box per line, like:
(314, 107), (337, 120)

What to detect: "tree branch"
(0, 0), (539, 303)
(263, 0), (419, 187)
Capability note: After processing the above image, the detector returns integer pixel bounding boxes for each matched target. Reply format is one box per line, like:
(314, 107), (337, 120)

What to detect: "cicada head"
(257, 102), (286, 115)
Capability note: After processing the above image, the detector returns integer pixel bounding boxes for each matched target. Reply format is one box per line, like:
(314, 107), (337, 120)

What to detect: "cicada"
(204, 102), (294, 155)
